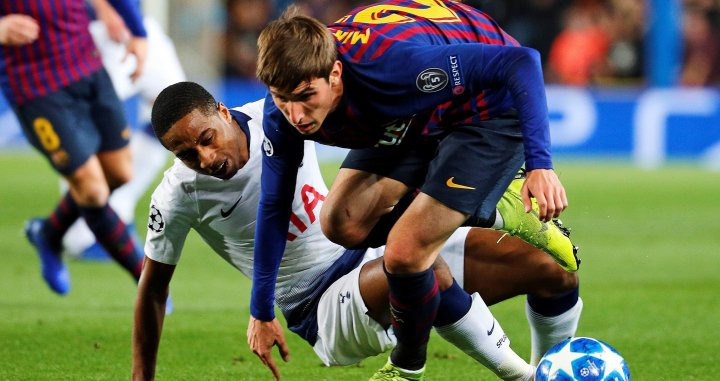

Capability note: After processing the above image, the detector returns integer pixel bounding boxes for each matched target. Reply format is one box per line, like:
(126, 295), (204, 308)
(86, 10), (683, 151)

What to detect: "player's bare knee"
(537, 262), (579, 297)
(383, 242), (427, 273)
(431, 258), (453, 291)
(108, 170), (132, 190)
(70, 181), (110, 207)
(320, 206), (369, 247)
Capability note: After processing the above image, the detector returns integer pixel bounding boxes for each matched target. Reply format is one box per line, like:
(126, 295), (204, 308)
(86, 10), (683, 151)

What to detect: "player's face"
(162, 103), (248, 180)
(270, 60), (343, 135)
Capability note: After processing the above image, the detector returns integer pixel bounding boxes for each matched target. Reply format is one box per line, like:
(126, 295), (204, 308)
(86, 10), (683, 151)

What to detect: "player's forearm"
(495, 47), (552, 170)
(251, 148), (301, 320)
(106, 0), (146, 37)
(132, 287), (166, 380)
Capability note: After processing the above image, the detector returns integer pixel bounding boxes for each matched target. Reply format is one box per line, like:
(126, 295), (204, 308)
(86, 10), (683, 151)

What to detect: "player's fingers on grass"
(276, 339), (291, 362)
(263, 353), (281, 380)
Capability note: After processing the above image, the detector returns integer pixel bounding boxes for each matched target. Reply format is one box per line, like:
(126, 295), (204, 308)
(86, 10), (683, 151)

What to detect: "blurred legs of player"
(21, 69), (144, 295)
(63, 17), (182, 260)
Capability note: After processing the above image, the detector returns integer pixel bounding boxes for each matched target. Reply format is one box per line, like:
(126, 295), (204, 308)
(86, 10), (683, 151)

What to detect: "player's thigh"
(422, 123), (524, 222)
(314, 257), (396, 366)
(323, 168), (410, 226)
(325, 140), (435, 232)
(462, 228), (578, 304)
(13, 88), (100, 176)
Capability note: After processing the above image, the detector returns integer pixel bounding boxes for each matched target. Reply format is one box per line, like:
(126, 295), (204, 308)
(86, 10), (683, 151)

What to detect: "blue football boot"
(25, 218), (71, 295)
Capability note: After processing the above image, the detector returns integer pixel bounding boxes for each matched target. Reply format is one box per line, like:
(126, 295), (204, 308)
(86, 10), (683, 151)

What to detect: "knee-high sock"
(385, 265), (440, 371)
(436, 292), (534, 381)
(42, 192), (80, 251)
(80, 204), (143, 280)
(526, 292), (583, 365)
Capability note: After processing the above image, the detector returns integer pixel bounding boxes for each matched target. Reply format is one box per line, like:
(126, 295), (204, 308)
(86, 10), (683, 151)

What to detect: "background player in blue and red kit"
(253, 2), (581, 380)
(0, 0), (147, 295)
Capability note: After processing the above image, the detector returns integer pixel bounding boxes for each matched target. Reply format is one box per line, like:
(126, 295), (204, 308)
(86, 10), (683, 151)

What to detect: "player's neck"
(232, 119), (250, 164)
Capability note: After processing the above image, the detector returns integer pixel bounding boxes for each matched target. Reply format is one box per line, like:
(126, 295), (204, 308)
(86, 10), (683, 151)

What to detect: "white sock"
(436, 293), (534, 381)
(492, 208), (504, 230)
(526, 297), (583, 366)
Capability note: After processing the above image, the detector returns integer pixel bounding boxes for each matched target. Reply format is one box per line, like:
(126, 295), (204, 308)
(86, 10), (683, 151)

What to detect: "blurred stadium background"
(1, 0), (719, 379)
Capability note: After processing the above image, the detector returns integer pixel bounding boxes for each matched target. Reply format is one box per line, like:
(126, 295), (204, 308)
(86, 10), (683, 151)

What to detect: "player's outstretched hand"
(522, 169), (568, 222)
(0, 14), (39, 46)
(125, 36), (147, 82)
(247, 316), (290, 380)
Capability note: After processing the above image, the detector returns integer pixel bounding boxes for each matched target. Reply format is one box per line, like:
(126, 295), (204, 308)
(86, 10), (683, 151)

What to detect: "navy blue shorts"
(341, 118), (524, 221)
(13, 68), (129, 176)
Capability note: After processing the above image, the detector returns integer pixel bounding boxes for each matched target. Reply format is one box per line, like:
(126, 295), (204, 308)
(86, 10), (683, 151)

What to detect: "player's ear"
(329, 60), (342, 86)
(217, 102), (231, 121)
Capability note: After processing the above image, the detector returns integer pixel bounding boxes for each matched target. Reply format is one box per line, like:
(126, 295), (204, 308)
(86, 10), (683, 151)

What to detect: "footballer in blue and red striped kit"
(254, 1), (580, 380)
(0, 0), (149, 296)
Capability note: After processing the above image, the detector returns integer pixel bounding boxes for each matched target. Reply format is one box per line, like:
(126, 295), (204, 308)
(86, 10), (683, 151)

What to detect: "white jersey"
(144, 99), (347, 320)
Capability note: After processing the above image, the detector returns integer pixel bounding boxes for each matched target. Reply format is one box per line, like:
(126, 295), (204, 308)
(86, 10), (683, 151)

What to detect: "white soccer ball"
(535, 337), (630, 381)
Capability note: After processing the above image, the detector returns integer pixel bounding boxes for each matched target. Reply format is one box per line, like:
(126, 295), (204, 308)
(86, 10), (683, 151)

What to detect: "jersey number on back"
(346, 0), (460, 24)
(287, 184), (326, 241)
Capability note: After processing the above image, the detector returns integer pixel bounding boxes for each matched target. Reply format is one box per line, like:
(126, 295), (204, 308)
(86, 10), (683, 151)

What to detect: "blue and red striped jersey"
(332, 0), (520, 136)
(0, 0), (146, 105)
(252, 0), (555, 320)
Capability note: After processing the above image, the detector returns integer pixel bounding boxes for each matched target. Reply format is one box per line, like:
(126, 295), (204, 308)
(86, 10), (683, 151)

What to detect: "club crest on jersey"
(262, 137), (274, 156)
(416, 68), (448, 93)
(148, 205), (165, 233)
(448, 55), (465, 95)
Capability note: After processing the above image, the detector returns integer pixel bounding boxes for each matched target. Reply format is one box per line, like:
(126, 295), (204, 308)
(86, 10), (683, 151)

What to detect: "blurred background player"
(132, 82), (581, 381)
(0, 0), (147, 294)
(61, 0), (186, 260)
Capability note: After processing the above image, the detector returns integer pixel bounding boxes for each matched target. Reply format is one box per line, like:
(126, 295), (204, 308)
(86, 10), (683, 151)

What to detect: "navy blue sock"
(80, 204), (142, 280)
(385, 264), (440, 370)
(433, 279), (472, 327)
(42, 192), (80, 251)
(528, 287), (579, 317)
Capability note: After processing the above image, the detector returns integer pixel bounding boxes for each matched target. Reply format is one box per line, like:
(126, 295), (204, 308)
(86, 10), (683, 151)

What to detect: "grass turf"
(1, 152), (718, 380)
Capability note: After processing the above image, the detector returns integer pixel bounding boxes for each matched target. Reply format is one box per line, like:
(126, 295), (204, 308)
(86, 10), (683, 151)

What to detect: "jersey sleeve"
(348, 42), (552, 170)
(250, 94), (306, 321)
(144, 171), (196, 265)
(107, 0), (147, 37)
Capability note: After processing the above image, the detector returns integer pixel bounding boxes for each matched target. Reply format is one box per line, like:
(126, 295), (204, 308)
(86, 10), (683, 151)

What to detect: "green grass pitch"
(1, 152), (718, 380)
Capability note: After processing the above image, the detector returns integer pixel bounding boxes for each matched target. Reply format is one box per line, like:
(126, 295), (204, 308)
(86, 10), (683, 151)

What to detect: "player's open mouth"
(294, 122), (315, 133)
(214, 159), (230, 178)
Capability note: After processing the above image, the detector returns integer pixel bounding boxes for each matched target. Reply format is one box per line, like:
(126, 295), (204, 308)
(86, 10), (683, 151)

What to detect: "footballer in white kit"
(143, 99), (470, 364)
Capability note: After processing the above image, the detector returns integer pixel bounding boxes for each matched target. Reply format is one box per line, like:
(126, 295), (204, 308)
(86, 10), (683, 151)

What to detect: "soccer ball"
(535, 337), (630, 381)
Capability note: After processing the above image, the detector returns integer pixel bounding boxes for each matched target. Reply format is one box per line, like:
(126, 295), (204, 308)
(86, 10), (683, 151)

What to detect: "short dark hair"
(151, 81), (217, 143)
(256, 6), (336, 94)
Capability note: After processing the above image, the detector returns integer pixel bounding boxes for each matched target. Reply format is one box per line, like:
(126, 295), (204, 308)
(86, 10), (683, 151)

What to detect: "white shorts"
(313, 227), (471, 366)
